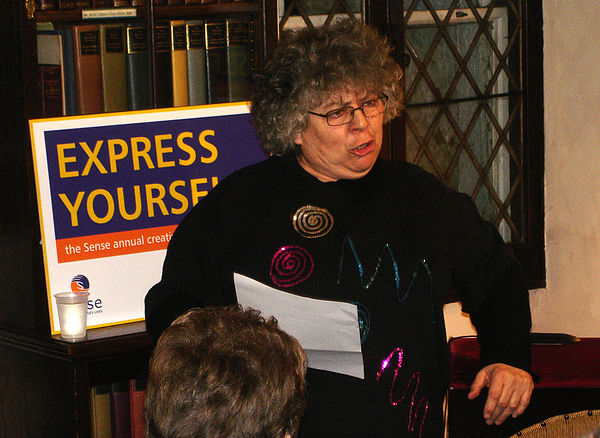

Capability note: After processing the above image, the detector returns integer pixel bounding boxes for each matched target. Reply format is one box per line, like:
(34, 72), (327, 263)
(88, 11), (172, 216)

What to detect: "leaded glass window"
(404, 0), (523, 243)
(279, 0), (363, 30)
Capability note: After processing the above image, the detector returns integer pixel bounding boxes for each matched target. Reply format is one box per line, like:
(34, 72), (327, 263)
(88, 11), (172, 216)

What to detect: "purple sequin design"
(377, 348), (429, 437)
(270, 246), (314, 288)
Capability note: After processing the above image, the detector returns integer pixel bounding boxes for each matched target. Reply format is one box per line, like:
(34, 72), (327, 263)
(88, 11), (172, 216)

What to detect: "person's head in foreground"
(144, 305), (307, 438)
(251, 18), (404, 182)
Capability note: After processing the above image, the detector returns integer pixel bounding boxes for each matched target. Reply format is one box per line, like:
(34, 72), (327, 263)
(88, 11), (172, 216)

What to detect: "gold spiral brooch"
(292, 205), (334, 238)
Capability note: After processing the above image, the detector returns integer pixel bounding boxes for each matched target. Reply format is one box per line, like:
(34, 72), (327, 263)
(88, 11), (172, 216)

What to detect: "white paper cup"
(54, 292), (89, 341)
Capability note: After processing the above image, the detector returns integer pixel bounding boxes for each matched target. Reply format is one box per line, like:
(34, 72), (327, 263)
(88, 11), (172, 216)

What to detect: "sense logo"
(70, 274), (104, 314)
(71, 274), (90, 292)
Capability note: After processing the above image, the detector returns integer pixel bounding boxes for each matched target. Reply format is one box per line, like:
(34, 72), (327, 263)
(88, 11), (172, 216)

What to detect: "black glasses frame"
(307, 94), (389, 126)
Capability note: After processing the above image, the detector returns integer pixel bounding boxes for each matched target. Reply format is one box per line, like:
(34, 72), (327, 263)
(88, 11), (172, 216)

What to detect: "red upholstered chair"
(446, 336), (600, 438)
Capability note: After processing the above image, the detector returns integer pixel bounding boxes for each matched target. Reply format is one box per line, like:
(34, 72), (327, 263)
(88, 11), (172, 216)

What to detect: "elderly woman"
(145, 19), (533, 437)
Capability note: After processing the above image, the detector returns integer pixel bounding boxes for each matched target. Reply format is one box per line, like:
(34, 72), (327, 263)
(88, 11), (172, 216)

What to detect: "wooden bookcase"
(0, 1), (279, 437)
(0, 0), (278, 329)
(0, 323), (153, 437)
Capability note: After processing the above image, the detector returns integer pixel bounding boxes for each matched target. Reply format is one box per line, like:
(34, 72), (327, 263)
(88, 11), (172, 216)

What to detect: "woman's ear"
(293, 130), (303, 147)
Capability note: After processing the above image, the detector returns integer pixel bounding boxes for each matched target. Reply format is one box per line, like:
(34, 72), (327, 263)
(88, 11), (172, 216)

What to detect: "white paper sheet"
(234, 273), (364, 379)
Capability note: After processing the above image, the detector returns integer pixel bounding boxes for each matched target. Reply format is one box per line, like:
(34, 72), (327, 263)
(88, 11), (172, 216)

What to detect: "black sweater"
(145, 153), (531, 437)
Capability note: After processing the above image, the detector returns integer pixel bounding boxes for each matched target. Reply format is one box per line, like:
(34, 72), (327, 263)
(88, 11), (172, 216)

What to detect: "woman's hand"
(467, 363), (534, 425)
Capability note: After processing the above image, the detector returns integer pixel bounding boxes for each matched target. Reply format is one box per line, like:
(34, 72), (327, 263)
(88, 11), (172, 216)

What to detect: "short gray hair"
(250, 19), (405, 155)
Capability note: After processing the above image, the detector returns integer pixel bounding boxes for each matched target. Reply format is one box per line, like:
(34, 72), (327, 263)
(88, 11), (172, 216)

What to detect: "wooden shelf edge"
(154, 2), (258, 18)
(36, 7), (144, 22)
(0, 322), (153, 361)
(35, 2), (258, 23)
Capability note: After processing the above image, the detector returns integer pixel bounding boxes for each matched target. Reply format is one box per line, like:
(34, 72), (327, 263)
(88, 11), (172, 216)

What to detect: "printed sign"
(30, 103), (266, 334)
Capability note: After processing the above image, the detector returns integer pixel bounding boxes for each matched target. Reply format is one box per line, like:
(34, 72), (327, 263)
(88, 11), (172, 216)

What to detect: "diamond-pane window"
(279, 0), (363, 30)
(404, 1), (522, 243)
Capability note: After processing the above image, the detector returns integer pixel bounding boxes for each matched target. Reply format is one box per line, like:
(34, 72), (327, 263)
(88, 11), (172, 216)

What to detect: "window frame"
(369, 0), (545, 289)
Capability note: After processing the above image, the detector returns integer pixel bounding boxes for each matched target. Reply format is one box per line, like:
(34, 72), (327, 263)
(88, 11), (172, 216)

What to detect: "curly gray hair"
(250, 18), (404, 155)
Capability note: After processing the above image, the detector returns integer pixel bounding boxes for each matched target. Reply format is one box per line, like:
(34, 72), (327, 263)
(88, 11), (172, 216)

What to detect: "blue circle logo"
(71, 274), (90, 292)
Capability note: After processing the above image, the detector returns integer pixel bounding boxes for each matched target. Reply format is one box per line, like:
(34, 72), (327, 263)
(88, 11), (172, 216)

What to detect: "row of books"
(37, 17), (254, 117)
(91, 378), (147, 438)
(38, 0), (242, 10)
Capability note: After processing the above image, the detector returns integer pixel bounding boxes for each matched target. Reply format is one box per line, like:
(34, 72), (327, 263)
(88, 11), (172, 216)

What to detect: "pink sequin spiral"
(270, 246), (314, 288)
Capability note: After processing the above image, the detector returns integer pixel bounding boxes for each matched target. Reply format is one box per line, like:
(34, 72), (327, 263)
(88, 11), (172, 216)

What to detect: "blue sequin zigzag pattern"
(351, 301), (371, 343)
(337, 235), (436, 325)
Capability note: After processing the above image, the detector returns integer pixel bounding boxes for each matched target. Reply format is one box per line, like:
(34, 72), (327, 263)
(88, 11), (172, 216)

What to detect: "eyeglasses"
(307, 94), (389, 126)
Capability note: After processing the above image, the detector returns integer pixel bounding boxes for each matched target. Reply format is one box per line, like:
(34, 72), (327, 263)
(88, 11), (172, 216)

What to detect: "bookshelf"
(0, 1), (277, 437)
(0, 323), (153, 437)
(33, 2), (264, 115)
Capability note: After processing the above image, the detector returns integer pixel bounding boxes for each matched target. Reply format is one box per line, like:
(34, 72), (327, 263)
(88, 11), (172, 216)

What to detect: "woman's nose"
(349, 107), (369, 130)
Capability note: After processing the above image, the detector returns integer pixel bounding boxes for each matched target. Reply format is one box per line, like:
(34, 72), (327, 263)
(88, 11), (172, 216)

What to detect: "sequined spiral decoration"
(293, 205), (334, 238)
(270, 246), (314, 288)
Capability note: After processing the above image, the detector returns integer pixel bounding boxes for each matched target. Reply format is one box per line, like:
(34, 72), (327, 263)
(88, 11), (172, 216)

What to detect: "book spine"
(125, 23), (151, 110)
(204, 19), (229, 104)
(131, 0), (146, 5)
(76, 0), (92, 7)
(92, 0), (113, 6)
(170, 20), (188, 107)
(57, 28), (77, 115)
(39, 0), (57, 10)
(91, 384), (112, 438)
(186, 20), (207, 106)
(226, 17), (254, 102)
(167, 0), (183, 4)
(73, 24), (103, 114)
(113, 0), (130, 6)
(57, 0), (76, 8)
(100, 24), (127, 112)
(154, 23), (173, 108)
(110, 381), (131, 438)
(39, 65), (64, 117)
(129, 378), (147, 438)
(37, 30), (65, 115)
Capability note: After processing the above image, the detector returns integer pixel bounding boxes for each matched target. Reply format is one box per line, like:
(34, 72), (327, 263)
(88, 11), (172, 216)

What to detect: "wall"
(445, 1), (600, 339)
